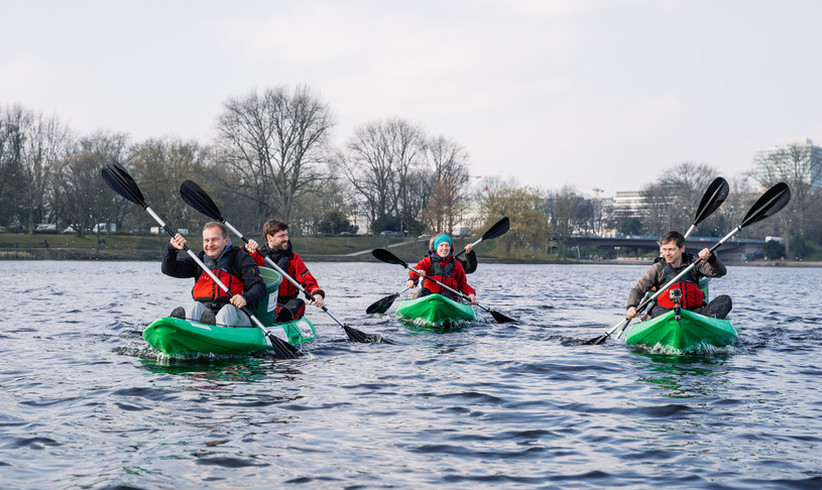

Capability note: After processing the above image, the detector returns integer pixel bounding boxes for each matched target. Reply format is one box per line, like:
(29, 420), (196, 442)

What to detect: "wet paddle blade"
(693, 177), (729, 226)
(586, 333), (610, 346)
(180, 180), (225, 222)
(741, 182), (791, 228)
(101, 163), (147, 207)
(366, 292), (399, 314)
(267, 333), (302, 359)
(489, 309), (517, 324)
(482, 217), (510, 240)
(585, 318), (630, 345)
(343, 325), (393, 344)
(372, 248), (407, 266)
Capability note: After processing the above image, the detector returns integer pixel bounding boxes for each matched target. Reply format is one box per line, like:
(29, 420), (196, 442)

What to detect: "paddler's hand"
(698, 248), (712, 261)
(464, 243), (473, 254)
(626, 306), (638, 319)
(310, 293), (324, 308)
(245, 239), (259, 253)
(230, 294), (247, 309)
(468, 293), (477, 305)
(170, 233), (186, 250)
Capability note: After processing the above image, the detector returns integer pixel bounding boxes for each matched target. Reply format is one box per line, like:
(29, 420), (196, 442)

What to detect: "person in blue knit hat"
(426, 234), (477, 274)
(406, 234), (476, 304)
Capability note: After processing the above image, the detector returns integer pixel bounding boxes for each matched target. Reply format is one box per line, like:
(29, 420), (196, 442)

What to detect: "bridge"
(565, 234), (766, 259)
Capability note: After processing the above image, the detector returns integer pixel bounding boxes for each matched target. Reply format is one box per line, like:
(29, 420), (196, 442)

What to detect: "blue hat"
(433, 234), (452, 250)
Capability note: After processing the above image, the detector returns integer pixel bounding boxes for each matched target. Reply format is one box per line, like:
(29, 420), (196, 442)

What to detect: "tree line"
(1, 86), (819, 259)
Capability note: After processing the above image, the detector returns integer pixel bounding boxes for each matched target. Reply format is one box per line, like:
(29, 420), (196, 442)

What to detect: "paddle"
(366, 286), (413, 315)
(366, 217), (510, 314)
(585, 182), (791, 345)
(454, 216), (510, 258)
(371, 248), (518, 323)
(178, 179), (389, 344)
(684, 177), (729, 239)
(100, 163), (300, 359)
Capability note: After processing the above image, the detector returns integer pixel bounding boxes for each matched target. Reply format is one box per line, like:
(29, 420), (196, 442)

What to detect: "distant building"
(612, 191), (646, 223)
(754, 138), (822, 189)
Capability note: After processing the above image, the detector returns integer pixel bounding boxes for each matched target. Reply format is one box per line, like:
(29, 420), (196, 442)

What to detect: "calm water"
(1, 260), (821, 489)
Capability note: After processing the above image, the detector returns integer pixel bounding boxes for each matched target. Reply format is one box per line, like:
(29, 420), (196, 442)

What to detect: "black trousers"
(275, 298), (306, 322)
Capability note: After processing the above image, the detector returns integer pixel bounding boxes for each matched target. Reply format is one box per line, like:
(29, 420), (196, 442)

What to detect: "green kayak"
(625, 308), (738, 352)
(396, 293), (476, 327)
(143, 266), (316, 355)
(143, 316), (316, 356)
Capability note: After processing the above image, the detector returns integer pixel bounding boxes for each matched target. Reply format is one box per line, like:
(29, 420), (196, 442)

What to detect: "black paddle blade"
(693, 177), (729, 226)
(372, 248), (407, 266)
(343, 325), (393, 344)
(483, 217), (510, 240)
(366, 293), (399, 314)
(489, 309), (517, 323)
(584, 333), (610, 345)
(741, 182), (791, 228)
(101, 163), (146, 207)
(180, 180), (224, 221)
(267, 334), (302, 359)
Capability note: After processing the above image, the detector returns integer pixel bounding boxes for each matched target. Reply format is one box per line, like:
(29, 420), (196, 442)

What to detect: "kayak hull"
(143, 316), (316, 356)
(625, 308), (737, 352)
(396, 293), (476, 327)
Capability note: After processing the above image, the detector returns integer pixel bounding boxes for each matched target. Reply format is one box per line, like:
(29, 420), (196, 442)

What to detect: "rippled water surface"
(2, 260), (821, 489)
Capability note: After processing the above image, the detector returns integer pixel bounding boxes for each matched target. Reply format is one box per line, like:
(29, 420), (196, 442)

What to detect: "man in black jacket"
(162, 222), (265, 326)
(626, 231), (731, 320)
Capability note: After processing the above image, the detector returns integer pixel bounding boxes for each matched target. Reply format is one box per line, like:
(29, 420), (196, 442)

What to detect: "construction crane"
(573, 184), (605, 203)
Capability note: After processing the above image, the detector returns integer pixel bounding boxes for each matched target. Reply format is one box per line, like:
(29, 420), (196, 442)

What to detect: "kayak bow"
(143, 316), (316, 356)
(396, 293), (476, 327)
(625, 308), (738, 352)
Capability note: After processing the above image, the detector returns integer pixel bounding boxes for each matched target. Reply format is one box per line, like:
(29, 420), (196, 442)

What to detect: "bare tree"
(215, 86), (334, 226)
(128, 137), (210, 232)
(642, 162), (722, 235)
(420, 136), (470, 234)
(53, 151), (107, 238)
(549, 186), (581, 257)
(3, 106), (71, 231)
(0, 111), (25, 226)
(337, 118), (427, 232)
(53, 131), (129, 236)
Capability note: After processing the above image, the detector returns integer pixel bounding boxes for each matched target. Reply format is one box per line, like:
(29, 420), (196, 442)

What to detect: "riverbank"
(2, 232), (819, 266)
(1, 246), (819, 268)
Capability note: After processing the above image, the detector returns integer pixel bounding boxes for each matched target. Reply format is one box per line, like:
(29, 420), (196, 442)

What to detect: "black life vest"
(656, 260), (705, 309)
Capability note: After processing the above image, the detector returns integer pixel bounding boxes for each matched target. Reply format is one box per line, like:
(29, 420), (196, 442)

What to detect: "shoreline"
(1, 247), (819, 267)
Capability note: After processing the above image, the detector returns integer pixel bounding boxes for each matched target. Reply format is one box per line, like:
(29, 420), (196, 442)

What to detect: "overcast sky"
(2, 0), (821, 196)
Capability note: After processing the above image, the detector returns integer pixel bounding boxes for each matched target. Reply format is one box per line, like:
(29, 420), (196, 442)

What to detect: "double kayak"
(625, 308), (738, 352)
(396, 293), (476, 327)
(142, 266), (316, 356)
(143, 316), (316, 356)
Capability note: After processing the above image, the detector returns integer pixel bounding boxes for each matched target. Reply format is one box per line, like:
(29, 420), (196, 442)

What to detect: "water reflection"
(139, 355), (303, 385)
(630, 350), (733, 398)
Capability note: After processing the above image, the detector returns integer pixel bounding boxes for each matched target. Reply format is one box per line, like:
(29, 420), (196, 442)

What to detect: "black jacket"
(162, 244), (266, 306)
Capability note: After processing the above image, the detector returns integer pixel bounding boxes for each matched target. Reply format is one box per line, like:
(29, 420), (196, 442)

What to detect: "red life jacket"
(656, 261), (705, 309)
(192, 268), (245, 303)
(421, 255), (463, 299)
